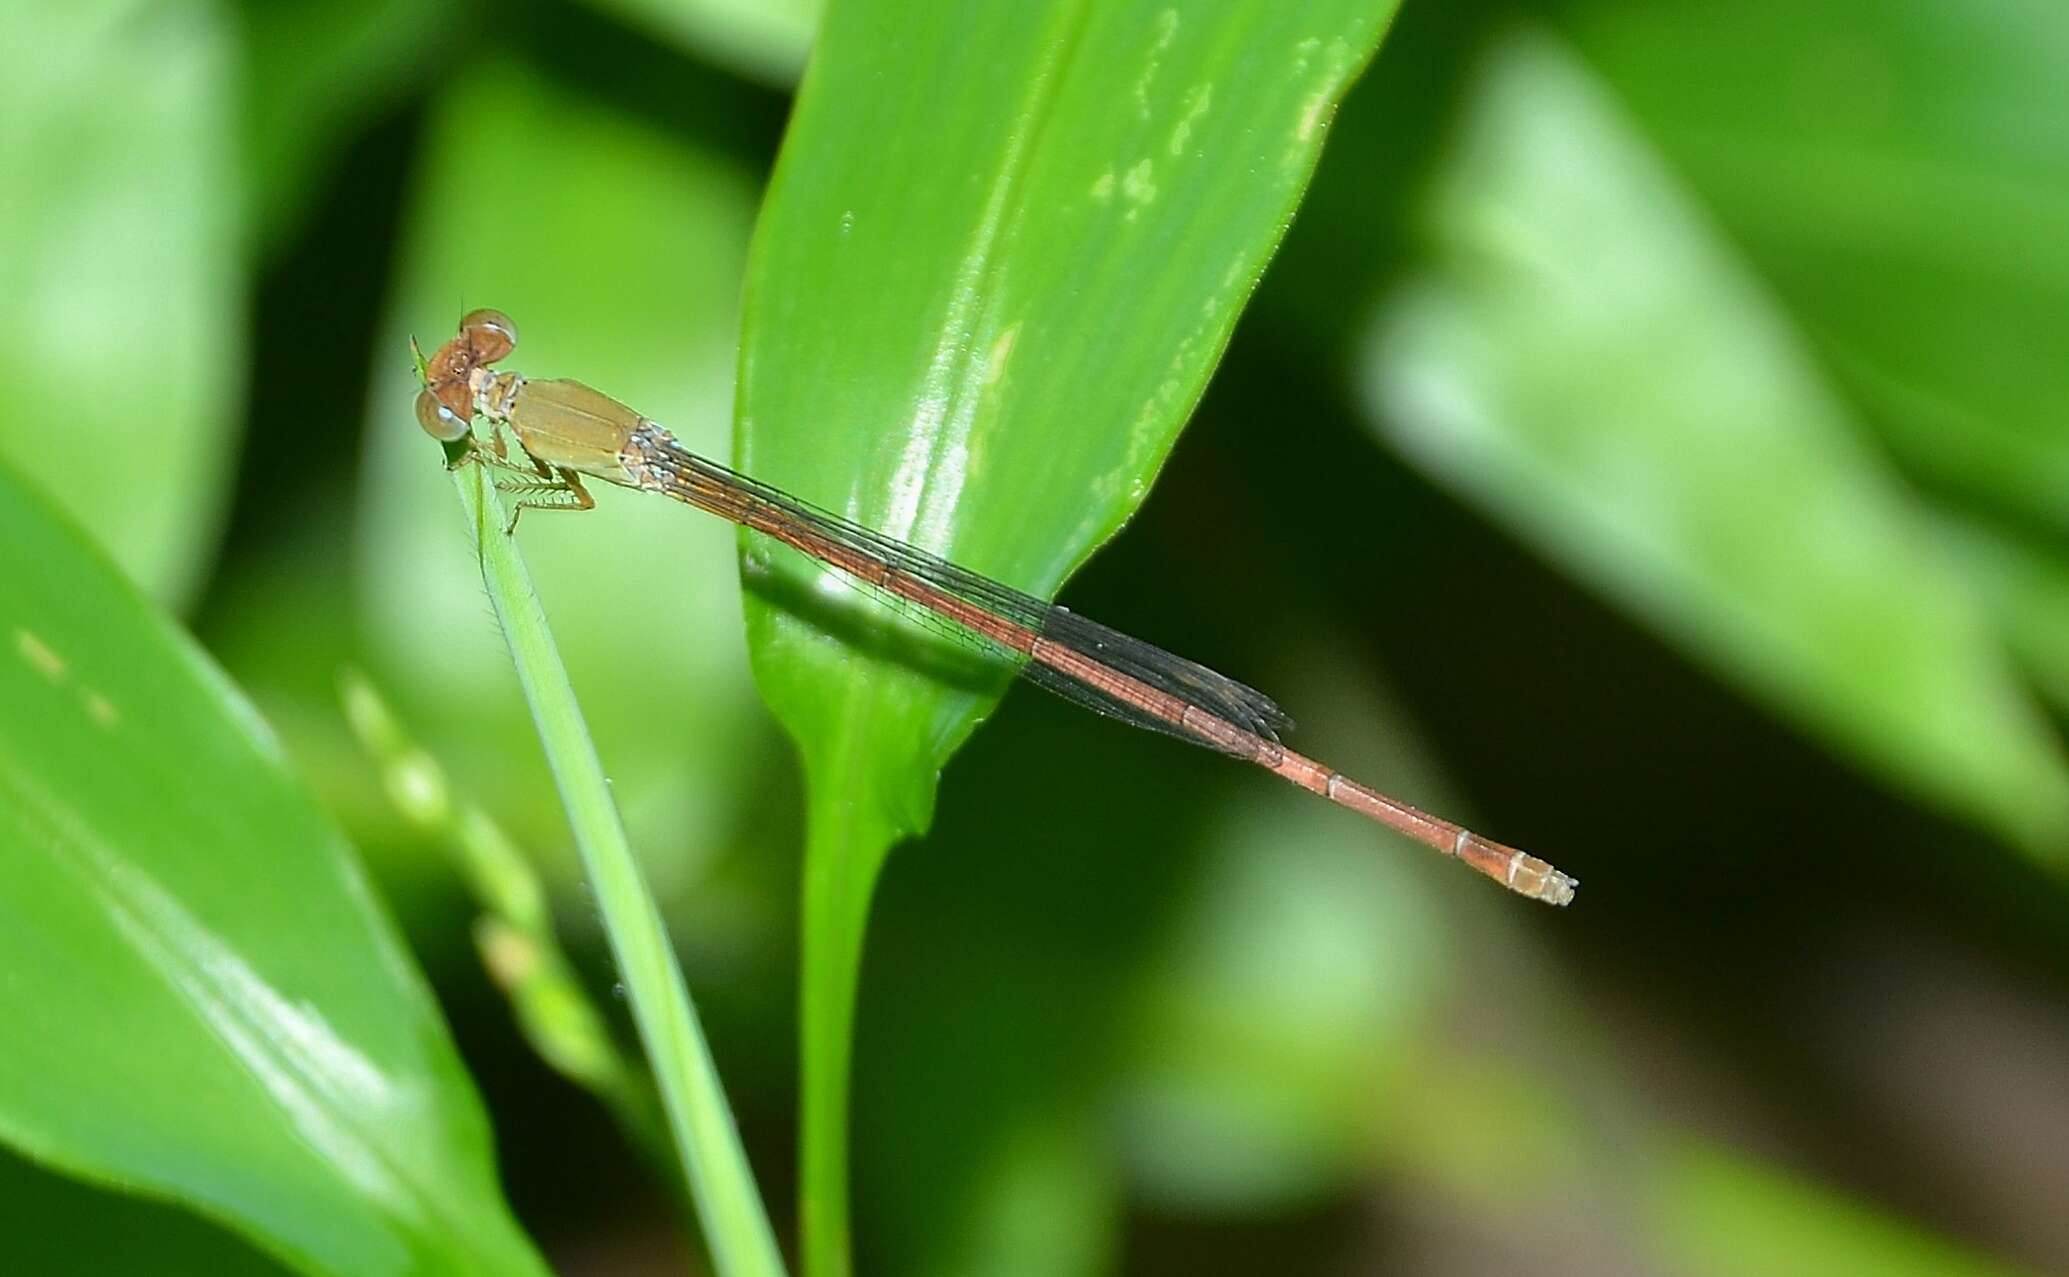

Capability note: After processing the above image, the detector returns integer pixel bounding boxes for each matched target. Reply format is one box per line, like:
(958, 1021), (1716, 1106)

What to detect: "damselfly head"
(414, 309), (518, 441)
(458, 309), (518, 364)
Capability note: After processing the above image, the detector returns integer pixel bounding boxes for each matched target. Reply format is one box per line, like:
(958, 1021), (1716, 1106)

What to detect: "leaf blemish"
(1134, 9), (1181, 119)
(1123, 159), (1157, 206)
(983, 323), (1020, 388)
(1168, 83), (1213, 156)
(84, 689), (119, 728)
(1294, 38), (1354, 144)
(15, 628), (65, 680)
(1090, 169), (1115, 202)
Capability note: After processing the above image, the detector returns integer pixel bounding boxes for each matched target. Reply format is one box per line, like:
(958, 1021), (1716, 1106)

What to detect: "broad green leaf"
(1362, 30), (2069, 857)
(0, 466), (547, 1277)
(0, 0), (242, 607)
(584, 0), (821, 85)
(360, 56), (765, 890)
(1563, 0), (2069, 537)
(737, 3), (1401, 1270)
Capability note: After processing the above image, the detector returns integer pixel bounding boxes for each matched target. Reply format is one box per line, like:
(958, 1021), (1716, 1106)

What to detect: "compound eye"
(458, 308), (518, 363)
(415, 386), (470, 441)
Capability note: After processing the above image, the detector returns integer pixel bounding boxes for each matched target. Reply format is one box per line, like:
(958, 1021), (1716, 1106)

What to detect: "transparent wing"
(629, 430), (1293, 754)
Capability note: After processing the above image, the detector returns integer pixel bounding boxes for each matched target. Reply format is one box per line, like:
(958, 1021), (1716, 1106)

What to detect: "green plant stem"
(797, 778), (885, 1277)
(450, 457), (787, 1277)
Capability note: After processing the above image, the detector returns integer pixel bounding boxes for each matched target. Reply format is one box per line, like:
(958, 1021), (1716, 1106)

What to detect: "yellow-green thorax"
(473, 371), (645, 488)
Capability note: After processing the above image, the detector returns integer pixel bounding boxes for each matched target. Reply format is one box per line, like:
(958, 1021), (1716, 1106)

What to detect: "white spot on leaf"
(1134, 9), (1182, 119)
(1169, 83), (1214, 156)
(84, 690), (118, 728)
(1123, 159), (1157, 205)
(1293, 38), (1355, 146)
(984, 323), (1021, 388)
(16, 629), (64, 680)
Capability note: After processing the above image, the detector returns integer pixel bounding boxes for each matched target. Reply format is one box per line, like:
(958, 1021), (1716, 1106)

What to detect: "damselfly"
(417, 309), (1576, 905)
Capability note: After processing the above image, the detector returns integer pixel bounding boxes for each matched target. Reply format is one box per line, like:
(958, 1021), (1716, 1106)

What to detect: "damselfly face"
(414, 308), (519, 441)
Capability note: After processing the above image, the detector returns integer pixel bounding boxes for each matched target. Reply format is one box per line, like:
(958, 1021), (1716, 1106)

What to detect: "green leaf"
(735, 3), (1402, 1272)
(1361, 29), (2069, 858)
(0, 0), (242, 607)
(0, 466), (547, 1277)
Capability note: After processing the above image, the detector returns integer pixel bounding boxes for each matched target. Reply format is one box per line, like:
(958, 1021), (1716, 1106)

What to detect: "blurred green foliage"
(0, 0), (241, 606)
(1367, 27), (2069, 855)
(3, 0), (2068, 1274)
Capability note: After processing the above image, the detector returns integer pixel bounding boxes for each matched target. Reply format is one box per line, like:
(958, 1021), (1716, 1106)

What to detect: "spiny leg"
(494, 466), (595, 534)
(444, 433), (592, 532)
